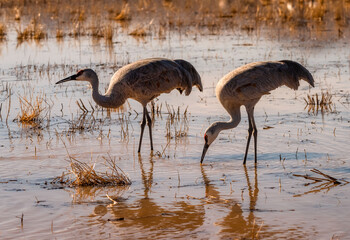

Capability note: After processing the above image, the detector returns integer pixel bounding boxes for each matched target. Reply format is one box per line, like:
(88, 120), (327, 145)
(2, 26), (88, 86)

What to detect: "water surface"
(1, 14), (350, 239)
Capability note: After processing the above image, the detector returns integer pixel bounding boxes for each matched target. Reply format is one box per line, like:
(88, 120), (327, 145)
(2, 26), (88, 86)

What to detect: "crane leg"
(244, 107), (258, 164)
(243, 118), (253, 165)
(138, 107), (147, 153)
(145, 109), (154, 151)
(251, 114), (258, 164)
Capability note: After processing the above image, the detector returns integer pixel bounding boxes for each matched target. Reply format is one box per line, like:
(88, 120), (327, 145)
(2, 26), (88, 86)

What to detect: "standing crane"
(56, 58), (202, 153)
(200, 60), (314, 164)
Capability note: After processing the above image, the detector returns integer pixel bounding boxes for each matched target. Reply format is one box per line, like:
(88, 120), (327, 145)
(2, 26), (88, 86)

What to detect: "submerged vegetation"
(293, 168), (349, 197)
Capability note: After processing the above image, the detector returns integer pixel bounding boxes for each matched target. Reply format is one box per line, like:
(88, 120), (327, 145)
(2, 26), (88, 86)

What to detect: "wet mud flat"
(1, 1), (350, 239)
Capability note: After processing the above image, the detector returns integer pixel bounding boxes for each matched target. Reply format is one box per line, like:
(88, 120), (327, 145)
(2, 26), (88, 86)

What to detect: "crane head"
(56, 69), (97, 85)
(201, 124), (220, 163)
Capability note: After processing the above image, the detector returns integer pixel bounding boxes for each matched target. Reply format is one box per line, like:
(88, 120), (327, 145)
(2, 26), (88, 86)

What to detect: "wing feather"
(108, 58), (190, 103)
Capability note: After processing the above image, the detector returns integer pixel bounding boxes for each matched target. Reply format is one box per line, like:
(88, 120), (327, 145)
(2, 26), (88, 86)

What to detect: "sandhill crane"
(56, 58), (202, 153)
(201, 60), (314, 164)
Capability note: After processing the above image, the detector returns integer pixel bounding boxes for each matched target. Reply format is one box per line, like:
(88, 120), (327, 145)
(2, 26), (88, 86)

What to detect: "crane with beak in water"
(201, 60), (314, 165)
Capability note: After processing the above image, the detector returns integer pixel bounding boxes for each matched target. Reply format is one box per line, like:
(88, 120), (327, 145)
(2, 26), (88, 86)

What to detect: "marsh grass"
(53, 153), (131, 187)
(293, 168), (349, 197)
(67, 113), (97, 132)
(114, 3), (131, 21)
(104, 25), (114, 41)
(117, 111), (131, 141)
(90, 25), (104, 38)
(151, 101), (163, 119)
(64, 100), (130, 138)
(68, 22), (86, 38)
(14, 7), (21, 21)
(0, 23), (7, 40)
(304, 91), (334, 114)
(164, 103), (189, 140)
(89, 23), (114, 42)
(17, 94), (47, 126)
(129, 25), (147, 38)
(154, 141), (170, 158)
(1, 0), (349, 43)
(69, 8), (87, 22)
(175, 106), (188, 137)
(56, 28), (64, 39)
(16, 18), (47, 41)
(76, 99), (91, 114)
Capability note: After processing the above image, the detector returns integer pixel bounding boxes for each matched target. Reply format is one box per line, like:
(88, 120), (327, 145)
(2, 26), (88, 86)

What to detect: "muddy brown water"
(1, 16), (350, 239)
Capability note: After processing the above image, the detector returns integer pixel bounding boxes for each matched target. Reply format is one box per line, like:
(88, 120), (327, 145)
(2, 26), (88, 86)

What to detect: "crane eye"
(204, 134), (208, 143)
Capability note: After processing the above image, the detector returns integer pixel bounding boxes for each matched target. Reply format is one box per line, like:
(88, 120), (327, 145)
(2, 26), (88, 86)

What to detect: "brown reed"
(0, 23), (7, 39)
(114, 3), (131, 21)
(293, 168), (348, 185)
(0, 0), (348, 42)
(129, 26), (147, 37)
(304, 91), (334, 114)
(53, 153), (131, 187)
(16, 18), (47, 41)
(56, 28), (64, 39)
(17, 94), (47, 125)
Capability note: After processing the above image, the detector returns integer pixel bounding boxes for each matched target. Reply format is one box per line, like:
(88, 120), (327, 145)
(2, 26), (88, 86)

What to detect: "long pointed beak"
(55, 74), (77, 84)
(201, 143), (209, 164)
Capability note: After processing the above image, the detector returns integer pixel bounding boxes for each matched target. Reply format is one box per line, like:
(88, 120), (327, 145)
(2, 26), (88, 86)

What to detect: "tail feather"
(280, 60), (315, 88)
(174, 59), (203, 92)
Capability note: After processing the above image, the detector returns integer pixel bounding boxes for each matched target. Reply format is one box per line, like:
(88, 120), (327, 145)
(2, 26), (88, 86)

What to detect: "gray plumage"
(201, 60), (314, 164)
(56, 58), (202, 153)
(174, 59), (203, 92)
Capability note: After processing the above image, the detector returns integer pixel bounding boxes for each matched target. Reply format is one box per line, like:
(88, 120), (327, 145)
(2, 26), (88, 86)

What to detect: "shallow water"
(1, 22), (350, 239)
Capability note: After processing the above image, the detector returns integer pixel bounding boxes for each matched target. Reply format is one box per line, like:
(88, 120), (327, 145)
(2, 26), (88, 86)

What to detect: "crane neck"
(216, 118), (240, 131)
(211, 108), (241, 135)
(221, 107), (241, 130)
(90, 78), (126, 109)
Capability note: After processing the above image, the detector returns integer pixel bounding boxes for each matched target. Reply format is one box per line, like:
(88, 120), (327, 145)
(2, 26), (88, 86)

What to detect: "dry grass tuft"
(68, 22), (85, 38)
(56, 28), (64, 39)
(67, 113), (97, 132)
(89, 24), (114, 41)
(53, 153), (131, 187)
(17, 94), (47, 125)
(129, 25), (147, 37)
(0, 23), (7, 39)
(78, 10), (86, 22)
(16, 18), (47, 41)
(0, 0), (349, 42)
(304, 91), (333, 106)
(164, 103), (189, 140)
(293, 168), (349, 197)
(154, 141), (170, 158)
(14, 7), (21, 21)
(294, 168), (346, 184)
(104, 25), (114, 41)
(114, 3), (131, 21)
(90, 26), (104, 38)
(304, 91), (334, 114)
